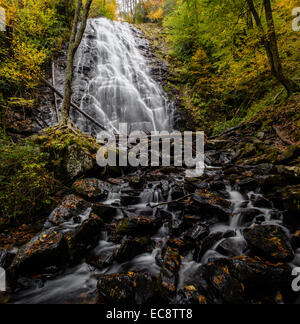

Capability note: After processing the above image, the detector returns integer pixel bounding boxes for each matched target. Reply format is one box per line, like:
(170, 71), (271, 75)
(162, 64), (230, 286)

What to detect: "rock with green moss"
(278, 145), (300, 164)
(33, 128), (101, 182)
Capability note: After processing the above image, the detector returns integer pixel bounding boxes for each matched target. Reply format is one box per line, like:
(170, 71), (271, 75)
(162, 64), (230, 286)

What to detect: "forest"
(0, 0), (299, 305)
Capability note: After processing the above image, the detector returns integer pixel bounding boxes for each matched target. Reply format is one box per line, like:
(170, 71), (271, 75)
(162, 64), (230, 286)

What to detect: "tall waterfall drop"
(71, 18), (174, 135)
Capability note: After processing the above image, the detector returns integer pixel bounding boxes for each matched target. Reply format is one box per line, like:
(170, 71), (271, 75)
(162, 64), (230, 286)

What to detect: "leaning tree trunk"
(262, 0), (299, 95)
(61, 0), (93, 126)
(246, 0), (299, 95)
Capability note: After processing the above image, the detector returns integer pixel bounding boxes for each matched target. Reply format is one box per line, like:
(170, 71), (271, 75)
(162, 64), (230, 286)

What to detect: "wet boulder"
(216, 237), (248, 257)
(91, 203), (118, 222)
(46, 195), (90, 227)
(86, 242), (118, 270)
(203, 259), (246, 304)
(250, 195), (272, 209)
(239, 208), (264, 226)
(64, 213), (104, 261)
(72, 178), (109, 201)
(114, 237), (150, 263)
(192, 192), (231, 223)
(236, 178), (260, 193)
(244, 225), (294, 262)
(194, 232), (232, 263)
(201, 256), (293, 304)
(183, 224), (209, 247)
(97, 272), (157, 304)
(9, 229), (69, 275)
(116, 216), (161, 236)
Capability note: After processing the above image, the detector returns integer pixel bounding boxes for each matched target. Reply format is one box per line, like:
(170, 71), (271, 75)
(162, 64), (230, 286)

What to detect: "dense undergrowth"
(139, 20), (300, 139)
(0, 0), (116, 226)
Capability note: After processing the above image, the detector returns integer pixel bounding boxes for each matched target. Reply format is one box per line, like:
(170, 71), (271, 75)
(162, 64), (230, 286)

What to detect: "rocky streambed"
(0, 125), (299, 304)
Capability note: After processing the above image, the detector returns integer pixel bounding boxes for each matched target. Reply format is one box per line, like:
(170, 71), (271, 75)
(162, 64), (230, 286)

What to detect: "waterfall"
(71, 18), (174, 135)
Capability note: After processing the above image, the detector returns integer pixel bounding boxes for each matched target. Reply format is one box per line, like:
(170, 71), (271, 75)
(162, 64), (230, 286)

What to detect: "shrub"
(0, 141), (58, 222)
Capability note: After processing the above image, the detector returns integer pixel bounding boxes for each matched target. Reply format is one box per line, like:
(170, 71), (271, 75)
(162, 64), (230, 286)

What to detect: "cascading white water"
(72, 18), (173, 134)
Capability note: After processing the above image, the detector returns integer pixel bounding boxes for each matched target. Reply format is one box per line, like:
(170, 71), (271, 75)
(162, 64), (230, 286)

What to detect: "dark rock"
(261, 175), (289, 192)
(192, 193), (231, 222)
(46, 195), (90, 227)
(201, 256), (293, 303)
(0, 249), (16, 269)
(72, 178), (109, 201)
(97, 272), (157, 304)
(244, 225), (294, 262)
(194, 232), (224, 262)
(114, 237), (150, 263)
(91, 203), (117, 222)
(250, 195), (272, 209)
(86, 242), (118, 270)
(120, 193), (140, 206)
(236, 178), (260, 193)
(282, 185), (300, 213)
(216, 237), (248, 257)
(209, 181), (226, 192)
(171, 186), (185, 200)
(239, 208), (264, 226)
(129, 175), (146, 189)
(184, 224), (209, 243)
(116, 216), (161, 236)
(65, 213), (104, 261)
(10, 229), (69, 275)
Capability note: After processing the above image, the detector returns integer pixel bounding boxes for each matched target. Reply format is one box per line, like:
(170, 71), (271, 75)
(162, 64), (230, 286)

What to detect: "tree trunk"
(262, 0), (299, 95)
(246, 0), (299, 95)
(61, 0), (93, 125)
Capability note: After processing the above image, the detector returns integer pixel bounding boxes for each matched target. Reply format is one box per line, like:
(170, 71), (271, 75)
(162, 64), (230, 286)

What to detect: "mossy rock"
(33, 127), (102, 182)
(278, 144), (300, 164)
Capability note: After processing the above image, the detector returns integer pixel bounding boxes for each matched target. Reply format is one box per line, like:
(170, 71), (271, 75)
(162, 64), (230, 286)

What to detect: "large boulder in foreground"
(244, 225), (294, 262)
(9, 229), (69, 275)
(201, 256), (293, 304)
(97, 272), (157, 304)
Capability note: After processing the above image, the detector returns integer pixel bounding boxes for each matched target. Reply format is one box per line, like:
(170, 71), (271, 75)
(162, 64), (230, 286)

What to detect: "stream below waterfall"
(6, 18), (300, 305)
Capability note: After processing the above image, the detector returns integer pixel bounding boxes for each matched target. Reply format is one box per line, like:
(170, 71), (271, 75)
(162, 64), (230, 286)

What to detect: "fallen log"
(41, 77), (108, 132)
